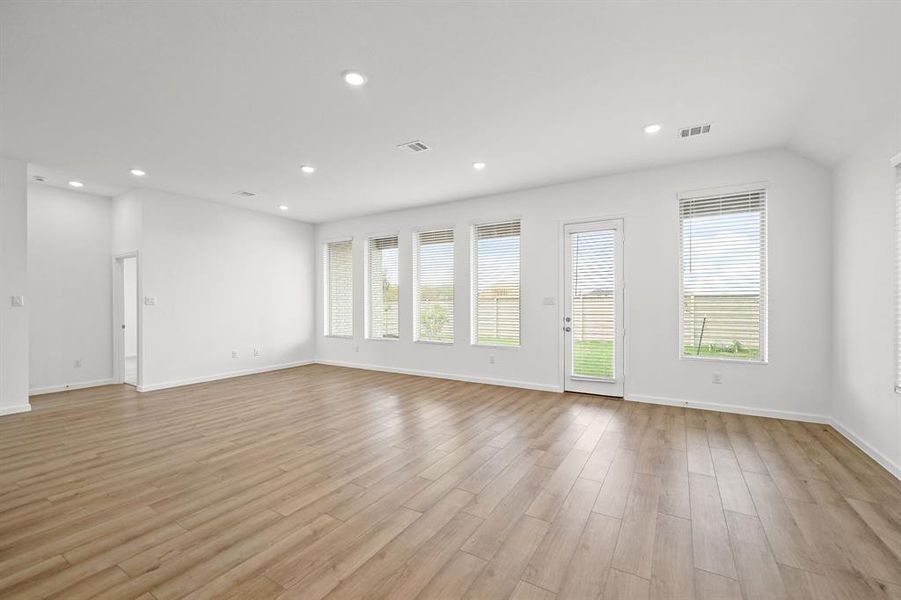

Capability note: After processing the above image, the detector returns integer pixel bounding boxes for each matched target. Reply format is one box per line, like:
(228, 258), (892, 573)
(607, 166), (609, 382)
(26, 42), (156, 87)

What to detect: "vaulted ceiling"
(2, 1), (899, 222)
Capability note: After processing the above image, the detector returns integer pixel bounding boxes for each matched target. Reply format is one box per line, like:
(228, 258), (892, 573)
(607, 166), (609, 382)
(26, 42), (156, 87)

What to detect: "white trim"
(137, 360), (313, 392)
(314, 359), (560, 392)
(0, 404), (31, 417)
(830, 418), (901, 481)
(626, 393), (830, 424)
(891, 151), (901, 167)
(30, 378), (117, 396)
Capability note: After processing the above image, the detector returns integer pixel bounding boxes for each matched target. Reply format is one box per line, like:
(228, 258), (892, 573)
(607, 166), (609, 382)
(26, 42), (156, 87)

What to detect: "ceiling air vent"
(232, 190), (256, 197)
(680, 123), (712, 138)
(397, 140), (430, 153)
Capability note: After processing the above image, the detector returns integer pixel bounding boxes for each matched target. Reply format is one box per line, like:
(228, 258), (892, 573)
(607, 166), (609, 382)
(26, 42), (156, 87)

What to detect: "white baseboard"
(137, 360), (314, 392)
(0, 404), (31, 417)
(30, 378), (117, 396)
(830, 418), (901, 481)
(625, 393), (831, 424)
(314, 359), (561, 393)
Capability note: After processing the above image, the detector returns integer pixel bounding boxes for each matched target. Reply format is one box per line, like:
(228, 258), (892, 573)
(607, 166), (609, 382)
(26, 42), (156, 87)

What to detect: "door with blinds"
(563, 220), (624, 396)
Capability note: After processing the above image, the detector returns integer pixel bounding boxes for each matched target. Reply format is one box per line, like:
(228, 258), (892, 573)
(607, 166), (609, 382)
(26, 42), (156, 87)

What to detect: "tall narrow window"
(367, 235), (399, 339)
(895, 159), (901, 392)
(415, 229), (455, 343)
(473, 220), (520, 346)
(325, 239), (353, 337)
(680, 190), (767, 361)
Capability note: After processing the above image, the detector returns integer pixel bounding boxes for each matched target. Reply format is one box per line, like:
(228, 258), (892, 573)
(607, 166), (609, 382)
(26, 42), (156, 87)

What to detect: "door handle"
(563, 326), (571, 332)
(564, 317), (571, 323)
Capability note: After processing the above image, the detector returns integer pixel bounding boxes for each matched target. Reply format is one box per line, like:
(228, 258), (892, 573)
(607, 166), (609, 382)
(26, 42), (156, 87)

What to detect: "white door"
(563, 219), (624, 396)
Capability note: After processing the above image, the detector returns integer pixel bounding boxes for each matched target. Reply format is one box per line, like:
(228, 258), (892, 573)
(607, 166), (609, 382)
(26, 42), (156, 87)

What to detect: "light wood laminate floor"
(1, 364), (900, 599)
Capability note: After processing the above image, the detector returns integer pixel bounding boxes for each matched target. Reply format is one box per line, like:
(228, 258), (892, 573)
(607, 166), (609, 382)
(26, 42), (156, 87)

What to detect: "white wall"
(316, 148), (833, 420)
(832, 121), (901, 477)
(0, 157), (29, 415)
(28, 184), (114, 393)
(125, 189), (316, 390)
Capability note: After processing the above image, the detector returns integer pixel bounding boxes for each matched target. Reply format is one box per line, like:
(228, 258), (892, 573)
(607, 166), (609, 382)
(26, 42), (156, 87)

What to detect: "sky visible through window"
(476, 237), (519, 291)
(682, 211), (762, 295)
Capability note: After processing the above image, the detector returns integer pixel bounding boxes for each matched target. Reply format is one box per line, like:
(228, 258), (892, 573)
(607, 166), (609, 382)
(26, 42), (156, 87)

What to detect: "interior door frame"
(112, 251), (142, 388)
(558, 217), (626, 396)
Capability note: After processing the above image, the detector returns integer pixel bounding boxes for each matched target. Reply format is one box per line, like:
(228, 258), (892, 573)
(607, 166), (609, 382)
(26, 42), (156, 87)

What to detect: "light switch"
(144, 296), (157, 306)
(542, 297), (556, 306)
(10, 296), (24, 307)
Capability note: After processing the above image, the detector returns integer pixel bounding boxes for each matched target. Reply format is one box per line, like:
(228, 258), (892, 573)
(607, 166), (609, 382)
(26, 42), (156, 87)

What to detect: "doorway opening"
(114, 253), (140, 387)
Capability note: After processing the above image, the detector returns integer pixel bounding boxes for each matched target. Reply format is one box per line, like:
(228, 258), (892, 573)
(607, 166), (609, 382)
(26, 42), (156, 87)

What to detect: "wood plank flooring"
(1, 364), (900, 599)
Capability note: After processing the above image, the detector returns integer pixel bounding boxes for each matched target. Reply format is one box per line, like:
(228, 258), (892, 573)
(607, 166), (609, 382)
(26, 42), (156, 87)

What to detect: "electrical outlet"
(489, 355), (496, 365)
(74, 359), (82, 368)
(712, 372), (722, 384)
(354, 345), (359, 353)
(144, 296), (157, 306)
(253, 348), (261, 358)
(10, 295), (24, 307)
(231, 350), (239, 359)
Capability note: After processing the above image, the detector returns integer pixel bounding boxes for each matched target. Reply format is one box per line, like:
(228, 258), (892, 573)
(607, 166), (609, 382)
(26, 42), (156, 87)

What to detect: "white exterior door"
(563, 219), (624, 396)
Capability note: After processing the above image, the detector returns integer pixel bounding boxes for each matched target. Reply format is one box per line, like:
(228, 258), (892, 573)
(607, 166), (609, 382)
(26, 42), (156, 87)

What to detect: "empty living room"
(1, 1), (901, 598)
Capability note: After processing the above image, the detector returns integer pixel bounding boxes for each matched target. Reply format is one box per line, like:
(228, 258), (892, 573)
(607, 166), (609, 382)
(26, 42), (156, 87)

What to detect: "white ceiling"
(2, 1), (899, 223)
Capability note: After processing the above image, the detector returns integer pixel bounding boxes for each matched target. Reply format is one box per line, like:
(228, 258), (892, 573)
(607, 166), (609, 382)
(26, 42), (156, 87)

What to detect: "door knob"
(564, 317), (571, 323)
(564, 326), (571, 332)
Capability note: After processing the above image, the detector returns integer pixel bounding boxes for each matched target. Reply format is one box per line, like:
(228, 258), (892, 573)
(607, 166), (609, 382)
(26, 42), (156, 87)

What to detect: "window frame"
(413, 226), (456, 345)
(893, 151), (901, 394)
(471, 218), (522, 348)
(677, 184), (769, 365)
(364, 232), (401, 342)
(323, 237), (354, 339)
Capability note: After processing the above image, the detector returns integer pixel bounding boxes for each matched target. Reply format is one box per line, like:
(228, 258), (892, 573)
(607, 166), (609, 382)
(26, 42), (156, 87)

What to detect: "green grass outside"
(572, 340), (614, 378)
(682, 344), (759, 360)
(571, 340), (760, 378)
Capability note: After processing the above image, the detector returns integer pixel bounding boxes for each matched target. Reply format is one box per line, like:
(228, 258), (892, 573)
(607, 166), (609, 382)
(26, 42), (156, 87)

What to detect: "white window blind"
(895, 162), (901, 392)
(571, 229), (616, 379)
(473, 220), (520, 346)
(415, 229), (454, 343)
(325, 240), (353, 337)
(367, 235), (399, 339)
(680, 190), (767, 361)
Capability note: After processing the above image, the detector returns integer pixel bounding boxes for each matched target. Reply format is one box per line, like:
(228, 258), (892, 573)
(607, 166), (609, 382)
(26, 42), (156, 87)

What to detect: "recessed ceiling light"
(472, 162), (486, 171)
(68, 180), (84, 188)
(300, 164), (316, 174)
(278, 205), (289, 211)
(130, 168), (146, 177)
(342, 70), (367, 86)
(643, 123), (662, 134)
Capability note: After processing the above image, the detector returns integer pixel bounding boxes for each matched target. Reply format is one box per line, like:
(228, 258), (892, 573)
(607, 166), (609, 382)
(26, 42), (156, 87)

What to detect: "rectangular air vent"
(680, 123), (712, 138)
(232, 190), (256, 197)
(397, 140), (430, 153)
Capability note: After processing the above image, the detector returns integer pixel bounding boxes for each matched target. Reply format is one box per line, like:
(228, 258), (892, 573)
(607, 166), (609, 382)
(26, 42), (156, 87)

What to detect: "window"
(895, 157), (901, 392)
(473, 220), (520, 346)
(680, 190), (766, 361)
(367, 235), (399, 339)
(325, 239), (353, 337)
(414, 229), (455, 343)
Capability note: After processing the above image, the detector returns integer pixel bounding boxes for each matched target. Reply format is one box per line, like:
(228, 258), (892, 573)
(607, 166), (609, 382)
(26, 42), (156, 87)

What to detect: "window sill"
(415, 340), (454, 346)
(324, 335), (353, 340)
(472, 343), (520, 349)
(680, 355), (768, 365)
(366, 337), (399, 342)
